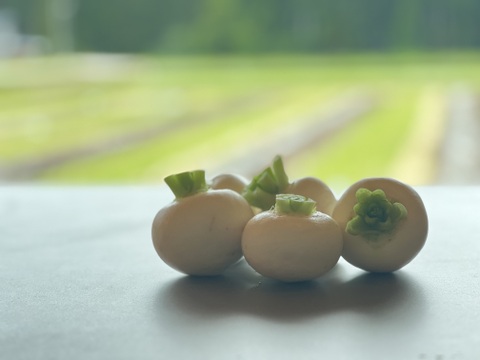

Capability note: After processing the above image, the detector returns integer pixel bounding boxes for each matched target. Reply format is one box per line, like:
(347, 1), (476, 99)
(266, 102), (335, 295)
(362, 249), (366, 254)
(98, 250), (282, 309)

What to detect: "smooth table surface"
(1, 185), (479, 360)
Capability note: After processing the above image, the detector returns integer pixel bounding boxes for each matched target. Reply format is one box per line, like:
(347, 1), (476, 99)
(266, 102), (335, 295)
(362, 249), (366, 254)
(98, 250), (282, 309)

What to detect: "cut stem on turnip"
(242, 155), (337, 214)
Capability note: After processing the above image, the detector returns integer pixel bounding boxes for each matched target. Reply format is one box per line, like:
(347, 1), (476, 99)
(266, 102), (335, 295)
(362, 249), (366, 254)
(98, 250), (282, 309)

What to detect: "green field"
(2, 52), (480, 190)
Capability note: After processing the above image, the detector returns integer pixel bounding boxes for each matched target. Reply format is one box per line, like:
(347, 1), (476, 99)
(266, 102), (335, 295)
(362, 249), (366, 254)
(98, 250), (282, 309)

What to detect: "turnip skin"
(287, 177), (337, 216)
(209, 173), (249, 194)
(332, 177), (428, 273)
(242, 208), (343, 282)
(152, 189), (254, 276)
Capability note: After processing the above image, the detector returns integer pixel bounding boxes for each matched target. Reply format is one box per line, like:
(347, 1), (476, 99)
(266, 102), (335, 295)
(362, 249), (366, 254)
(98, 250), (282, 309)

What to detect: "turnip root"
(332, 177), (428, 272)
(242, 194), (343, 282)
(287, 176), (337, 216)
(209, 173), (249, 194)
(152, 170), (254, 276)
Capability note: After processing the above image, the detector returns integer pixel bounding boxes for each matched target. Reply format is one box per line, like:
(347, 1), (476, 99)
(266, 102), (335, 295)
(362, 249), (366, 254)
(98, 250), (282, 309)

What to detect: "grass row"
(0, 83), (266, 160)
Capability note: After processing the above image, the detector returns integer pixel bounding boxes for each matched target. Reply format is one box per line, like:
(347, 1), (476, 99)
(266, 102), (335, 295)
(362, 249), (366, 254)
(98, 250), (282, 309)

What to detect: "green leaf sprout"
(346, 188), (407, 239)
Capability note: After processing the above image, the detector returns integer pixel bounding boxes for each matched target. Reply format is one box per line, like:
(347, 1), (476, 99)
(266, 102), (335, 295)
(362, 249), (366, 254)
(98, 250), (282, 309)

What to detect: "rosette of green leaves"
(346, 188), (407, 239)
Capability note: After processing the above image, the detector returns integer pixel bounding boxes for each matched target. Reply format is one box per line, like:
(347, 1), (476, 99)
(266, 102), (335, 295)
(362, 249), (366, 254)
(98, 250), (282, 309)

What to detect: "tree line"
(6, 0), (480, 54)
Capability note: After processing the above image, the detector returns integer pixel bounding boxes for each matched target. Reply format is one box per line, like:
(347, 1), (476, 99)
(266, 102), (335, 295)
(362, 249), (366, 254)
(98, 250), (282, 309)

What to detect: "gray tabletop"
(1, 185), (479, 360)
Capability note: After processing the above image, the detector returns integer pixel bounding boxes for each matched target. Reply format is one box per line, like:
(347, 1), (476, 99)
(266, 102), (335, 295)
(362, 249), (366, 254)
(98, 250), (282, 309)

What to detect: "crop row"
(1, 54), (479, 186)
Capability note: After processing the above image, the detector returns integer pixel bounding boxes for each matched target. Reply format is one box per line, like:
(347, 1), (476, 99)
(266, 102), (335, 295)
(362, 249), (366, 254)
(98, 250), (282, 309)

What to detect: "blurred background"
(1, 0), (480, 192)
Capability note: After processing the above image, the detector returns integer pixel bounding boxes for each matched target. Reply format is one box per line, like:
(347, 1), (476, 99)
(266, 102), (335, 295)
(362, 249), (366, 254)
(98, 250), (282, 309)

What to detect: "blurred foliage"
(2, 53), (480, 186)
(4, 0), (480, 53)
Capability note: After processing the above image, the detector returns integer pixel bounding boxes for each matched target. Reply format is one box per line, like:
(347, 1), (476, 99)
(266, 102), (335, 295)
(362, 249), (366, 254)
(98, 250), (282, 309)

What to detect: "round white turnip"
(242, 194), (343, 282)
(152, 170), (254, 276)
(332, 177), (428, 272)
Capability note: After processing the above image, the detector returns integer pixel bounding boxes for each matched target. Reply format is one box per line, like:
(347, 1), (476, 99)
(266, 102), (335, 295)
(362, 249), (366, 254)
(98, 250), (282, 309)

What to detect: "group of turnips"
(151, 155), (429, 282)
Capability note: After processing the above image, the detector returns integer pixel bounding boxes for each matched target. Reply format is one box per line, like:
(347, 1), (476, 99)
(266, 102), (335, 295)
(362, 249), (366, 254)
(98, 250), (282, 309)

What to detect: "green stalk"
(242, 155), (290, 210)
(164, 170), (208, 199)
(274, 194), (317, 216)
(271, 155), (290, 191)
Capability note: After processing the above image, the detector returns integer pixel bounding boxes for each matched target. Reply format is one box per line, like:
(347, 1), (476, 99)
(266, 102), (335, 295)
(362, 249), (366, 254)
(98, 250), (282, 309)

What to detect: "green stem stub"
(346, 188), (407, 238)
(164, 170), (208, 199)
(242, 155), (290, 211)
(274, 194), (317, 216)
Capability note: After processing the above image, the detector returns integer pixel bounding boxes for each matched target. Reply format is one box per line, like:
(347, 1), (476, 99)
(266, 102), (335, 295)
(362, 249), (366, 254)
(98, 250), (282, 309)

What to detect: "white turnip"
(332, 177), (428, 272)
(152, 170), (254, 276)
(209, 173), (249, 194)
(242, 194), (343, 282)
